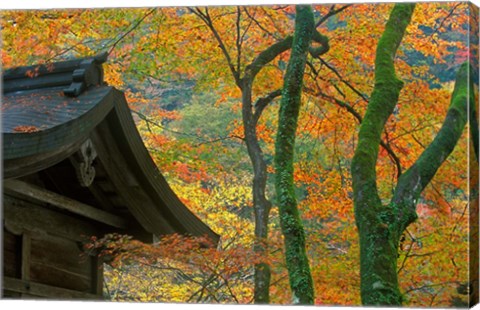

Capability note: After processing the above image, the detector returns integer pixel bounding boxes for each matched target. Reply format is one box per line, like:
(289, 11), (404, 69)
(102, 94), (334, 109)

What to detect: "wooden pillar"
(91, 256), (104, 298)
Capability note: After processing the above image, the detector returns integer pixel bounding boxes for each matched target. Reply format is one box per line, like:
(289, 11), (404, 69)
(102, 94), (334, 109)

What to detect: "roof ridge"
(2, 52), (109, 97)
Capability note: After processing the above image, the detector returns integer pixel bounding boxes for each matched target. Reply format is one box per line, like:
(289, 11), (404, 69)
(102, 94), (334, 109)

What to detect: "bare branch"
(318, 57), (370, 102)
(243, 7), (279, 40)
(428, 3), (463, 39)
(108, 9), (155, 55)
(311, 88), (403, 177)
(403, 281), (460, 295)
(236, 6), (242, 74)
(315, 4), (352, 28)
(245, 36), (293, 81)
(253, 88), (282, 125)
(189, 7), (240, 84)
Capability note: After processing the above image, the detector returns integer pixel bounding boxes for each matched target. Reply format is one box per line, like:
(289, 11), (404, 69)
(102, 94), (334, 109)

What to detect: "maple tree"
(351, 3), (474, 306)
(83, 233), (265, 303)
(184, 5), (332, 303)
(1, 2), (477, 307)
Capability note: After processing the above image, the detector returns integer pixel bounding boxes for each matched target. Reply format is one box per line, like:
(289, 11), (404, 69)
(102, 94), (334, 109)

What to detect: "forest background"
(1, 0), (479, 308)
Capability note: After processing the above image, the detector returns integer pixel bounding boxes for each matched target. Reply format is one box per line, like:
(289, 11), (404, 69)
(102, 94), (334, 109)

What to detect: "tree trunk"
(326, 7), (415, 304)
(190, 7), (325, 304)
(274, 5), (315, 305)
(351, 4), (414, 305)
(355, 206), (403, 305)
(240, 80), (272, 304)
(352, 3), (473, 306)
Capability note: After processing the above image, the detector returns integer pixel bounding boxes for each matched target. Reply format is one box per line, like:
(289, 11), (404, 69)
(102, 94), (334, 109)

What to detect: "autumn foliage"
(83, 233), (272, 303)
(2, 2), (477, 307)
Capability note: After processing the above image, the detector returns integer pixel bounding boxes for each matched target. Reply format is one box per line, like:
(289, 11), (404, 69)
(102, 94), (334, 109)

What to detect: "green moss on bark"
(352, 3), (473, 306)
(274, 5), (315, 305)
(351, 3), (415, 306)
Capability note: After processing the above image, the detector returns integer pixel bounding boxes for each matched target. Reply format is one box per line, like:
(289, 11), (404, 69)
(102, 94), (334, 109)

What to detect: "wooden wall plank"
(30, 260), (91, 292)
(4, 179), (127, 229)
(21, 233), (31, 281)
(3, 229), (21, 278)
(3, 193), (106, 299)
(3, 277), (100, 300)
(2, 290), (23, 298)
(30, 235), (91, 277)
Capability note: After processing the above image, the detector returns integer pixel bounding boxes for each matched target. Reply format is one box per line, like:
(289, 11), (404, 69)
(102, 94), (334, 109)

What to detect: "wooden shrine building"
(1, 53), (219, 299)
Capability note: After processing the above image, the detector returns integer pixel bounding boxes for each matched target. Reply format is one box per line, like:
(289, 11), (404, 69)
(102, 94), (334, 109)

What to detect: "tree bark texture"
(274, 5), (315, 305)
(240, 20), (294, 306)
(351, 3), (474, 306)
(239, 31), (293, 306)
(240, 80), (272, 304)
(351, 5), (415, 304)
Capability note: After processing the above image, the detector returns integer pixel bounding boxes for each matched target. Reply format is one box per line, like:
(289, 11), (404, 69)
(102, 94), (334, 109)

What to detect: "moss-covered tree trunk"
(274, 5), (315, 305)
(192, 7), (327, 304)
(351, 3), (474, 306)
(351, 4), (415, 305)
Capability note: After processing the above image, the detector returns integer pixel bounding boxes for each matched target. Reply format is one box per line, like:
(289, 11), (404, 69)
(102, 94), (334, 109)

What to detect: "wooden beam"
(4, 194), (100, 242)
(4, 179), (127, 229)
(3, 276), (100, 300)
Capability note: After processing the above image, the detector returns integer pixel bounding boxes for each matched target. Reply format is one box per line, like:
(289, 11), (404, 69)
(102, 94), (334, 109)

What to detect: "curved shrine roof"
(2, 54), (219, 244)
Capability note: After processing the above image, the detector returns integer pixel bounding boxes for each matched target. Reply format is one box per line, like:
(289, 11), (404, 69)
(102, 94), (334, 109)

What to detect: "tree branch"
(318, 58), (370, 102)
(45, 39), (100, 63)
(315, 4), (352, 28)
(313, 89), (403, 177)
(236, 6), (242, 74)
(189, 7), (240, 84)
(243, 7), (279, 40)
(253, 88), (282, 125)
(428, 3), (463, 40)
(309, 30), (330, 58)
(403, 281), (460, 295)
(245, 36), (293, 81)
(240, 9), (255, 48)
(131, 109), (243, 146)
(351, 4), (415, 216)
(107, 9), (155, 55)
(392, 62), (473, 231)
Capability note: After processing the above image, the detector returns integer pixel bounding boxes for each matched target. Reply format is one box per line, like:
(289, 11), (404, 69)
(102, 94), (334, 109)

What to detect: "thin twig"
(189, 7), (240, 84)
(315, 4), (352, 28)
(429, 3), (463, 39)
(404, 281), (459, 295)
(108, 9), (155, 55)
(236, 6), (242, 74)
(309, 88), (402, 177)
(243, 7), (279, 40)
(319, 57), (370, 102)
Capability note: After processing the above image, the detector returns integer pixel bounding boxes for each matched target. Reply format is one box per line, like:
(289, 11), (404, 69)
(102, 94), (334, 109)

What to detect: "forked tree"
(351, 3), (475, 305)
